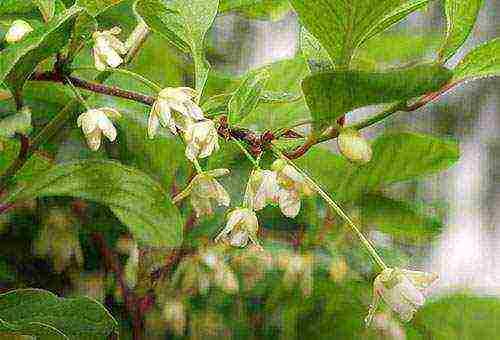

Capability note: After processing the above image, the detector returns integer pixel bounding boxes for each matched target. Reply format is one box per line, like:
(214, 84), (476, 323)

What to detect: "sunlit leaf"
(452, 38), (500, 82)
(75, 0), (124, 16)
(438, 0), (484, 62)
(3, 160), (184, 247)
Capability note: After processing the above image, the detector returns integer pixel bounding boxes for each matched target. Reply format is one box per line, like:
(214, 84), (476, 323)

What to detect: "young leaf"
(452, 38), (500, 82)
(360, 194), (442, 244)
(228, 70), (270, 125)
(438, 0), (484, 62)
(0, 288), (118, 339)
(302, 64), (453, 129)
(296, 132), (460, 203)
(133, 0), (191, 52)
(289, 0), (428, 68)
(0, 6), (83, 105)
(75, 0), (124, 16)
(172, 0), (219, 96)
(3, 160), (184, 248)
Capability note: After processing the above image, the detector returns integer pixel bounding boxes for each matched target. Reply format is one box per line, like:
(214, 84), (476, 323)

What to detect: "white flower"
(179, 169), (230, 218)
(337, 129), (372, 164)
(243, 169), (279, 211)
(5, 20), (33, 43)
(148, 87), (204, 138)
(77, 107), (120, 151)
(215, 208), (261, 248)
(184, 120), (219, 161)
(277, 252), (314, 296)
(366, 268), (438, 325)
(272, 159), (314, 218)
(92, 27), (127, 71)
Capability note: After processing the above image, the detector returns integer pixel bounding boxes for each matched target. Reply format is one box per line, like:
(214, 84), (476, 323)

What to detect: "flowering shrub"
(0, 0), (498, 339)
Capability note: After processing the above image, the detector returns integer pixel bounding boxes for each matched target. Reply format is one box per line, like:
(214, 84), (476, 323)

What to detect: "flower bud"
(5, 20), (33, 43)
(337, 129), (372, 164)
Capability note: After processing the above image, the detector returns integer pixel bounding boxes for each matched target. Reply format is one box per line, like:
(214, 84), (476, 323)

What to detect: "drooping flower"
(243, 169), (279, 211)
(176, 169), (230, 218)
(272, 159), (314, 218)
(366, 268), (438, 325)
(337, 128), (372, 164)
(215, 208), (261, 248)
(148, 87), (204, 138)
(184, 120), (219, 161)
(277, 251), (314, 296)
(5, 20), (33, 43)
(92, 27), (127, 71)
(77, 107), (121, 151)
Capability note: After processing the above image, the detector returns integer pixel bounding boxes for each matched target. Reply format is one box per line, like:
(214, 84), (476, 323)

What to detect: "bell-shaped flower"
(272, 159), (314, 218)
(175, 169), (230, 217)
(184, 120), (219, 161)
(277, 252), (314, 296)
(92, 27), (127, 71)
(215, 208), (261, 248)
(243, 169), (279, 211)
(337, 128), (372, 164)
(148, 87), (204, 138)
(366, 268), (438, 325)
(77, 107), (121, 151)
(5, 20), (33, 43)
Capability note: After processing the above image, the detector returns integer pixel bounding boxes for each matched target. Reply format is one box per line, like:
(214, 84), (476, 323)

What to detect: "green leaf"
(236, 0), (291, 21)
(289, 0), (428, 68)
(33, 0), (56, 21)
(0, 1), (37, 15)
(133, 0), (191, 52)
(219, 0), (259, 12)
(302, 64), (453, 129)
(416, 295), (500, 339)
(296, 132), (459, 203)
(4, 160), (184, 247)
(300, 27), (333, 73)
(228, 70), (269, 125)
(452, 38), (500, 82)
(173, 0), (219, 96)
(0, 109), (32, 138)
(0, 6), (82, 104)
(360, 194), (442, 244)
(75, 0), (124, 16)
(438, 0), (484, 62)
(0, 288), (117, 339)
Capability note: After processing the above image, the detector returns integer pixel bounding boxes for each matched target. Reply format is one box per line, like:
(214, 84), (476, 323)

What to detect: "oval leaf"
(452, 37), (500, 82)
(4, 160), (183, 247)
(0, 288), (117, 339)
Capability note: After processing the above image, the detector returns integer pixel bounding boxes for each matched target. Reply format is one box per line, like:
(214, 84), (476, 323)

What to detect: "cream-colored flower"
(277, 252), (314, 296)
(272, 159), (314, 218)
(366, 268), (438, 325)
(215, 208), (261, 248)
(77, 107), (120, 151)
(92, 27), (127, 71)
(184, 120), (219, 161)
(176, 169), (230, 217)
(5, 20), (33, 43)
(148, 87), (204, 138)
(162, 298), (186, 336)
(337, 128), (372, 164)
(243, 169), (279, 211)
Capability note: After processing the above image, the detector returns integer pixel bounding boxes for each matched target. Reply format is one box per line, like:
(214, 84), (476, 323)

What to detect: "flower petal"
(279, 189), (301, 218)
(148, 111), (160, 139)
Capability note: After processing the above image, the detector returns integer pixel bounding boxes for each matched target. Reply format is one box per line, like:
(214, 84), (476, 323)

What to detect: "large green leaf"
(296, 132), (459, 203)
(75, 0), (124, 16)
(3, 160), (184, 247)
(133, 0), (190, 52)
(0, 6), (82, 104)
(415, 295), (500, 339)
(289, 0), (428, 68)
(452, 38), (500, 82)
(0, 289), (117, 339)
(302, 64), (453, 129)
(228, 69), (269, 125)
(360, 194), (442, 244)
(438, 0), (484, 62)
